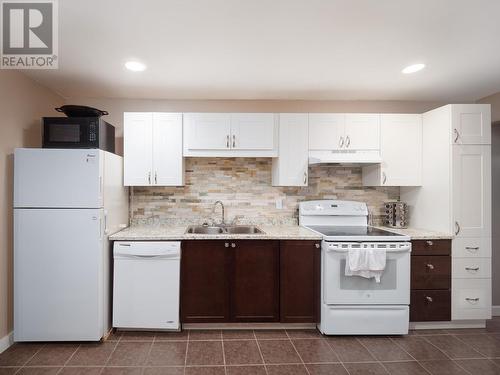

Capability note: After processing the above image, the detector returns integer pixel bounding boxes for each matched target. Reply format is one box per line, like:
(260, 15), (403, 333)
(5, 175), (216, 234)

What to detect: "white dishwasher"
(113, 241), (181, 330)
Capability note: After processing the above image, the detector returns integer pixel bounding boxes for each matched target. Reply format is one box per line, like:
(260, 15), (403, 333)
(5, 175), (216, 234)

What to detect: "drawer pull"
(315, 243), (320, 249)
(426, 263), (435, 270)
(465, 246), (479, 252)
(465, 267), (479, 271)
(426, 240), (434, 246)
(425, 296), (433, 303)
(465, 297), (480, 304)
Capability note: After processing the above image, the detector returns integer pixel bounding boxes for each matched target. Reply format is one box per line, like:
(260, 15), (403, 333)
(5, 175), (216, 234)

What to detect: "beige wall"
(477, 92), (500, 306)
(0, 71), (63, 339)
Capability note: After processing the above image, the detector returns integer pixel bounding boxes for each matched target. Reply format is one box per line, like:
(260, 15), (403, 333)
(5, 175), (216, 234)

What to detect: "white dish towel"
(345, 248), (387, 283)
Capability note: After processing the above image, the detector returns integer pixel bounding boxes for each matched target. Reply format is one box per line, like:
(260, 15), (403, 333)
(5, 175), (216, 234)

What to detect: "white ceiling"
(25, 0), (500, 101)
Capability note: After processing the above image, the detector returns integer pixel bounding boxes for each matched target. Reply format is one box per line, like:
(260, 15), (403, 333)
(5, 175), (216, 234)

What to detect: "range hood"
(308, 150), (382, 165)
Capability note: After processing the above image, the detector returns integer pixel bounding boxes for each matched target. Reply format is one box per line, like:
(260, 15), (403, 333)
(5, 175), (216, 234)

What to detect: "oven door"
(323, 241), (411, 305)
(42, 117), (97, 148)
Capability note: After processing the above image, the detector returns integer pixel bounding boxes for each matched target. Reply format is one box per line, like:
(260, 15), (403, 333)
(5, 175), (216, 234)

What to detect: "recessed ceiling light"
(402, 63), (426, 74)
(125, 61), (146, 72)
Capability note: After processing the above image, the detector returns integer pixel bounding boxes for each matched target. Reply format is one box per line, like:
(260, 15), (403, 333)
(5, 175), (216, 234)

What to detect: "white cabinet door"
(381, 114), (421, 186)
(308, 114), (345, 150)
(184, 113), (231, 151)
(230, 113), (276, 150)
(152, 113), (184, 186)
(272, 114), (309, 186)
(452, 104), (491, 145)
(344, 114), (380, 150)
(453, 145), (491, 237)
(124, 113), (153, 186)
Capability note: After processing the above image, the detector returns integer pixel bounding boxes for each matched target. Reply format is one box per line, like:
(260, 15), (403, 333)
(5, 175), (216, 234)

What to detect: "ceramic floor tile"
(391, 337), (447, 360)
(326, 337), (375, 362)
(186, 341), (224, 366)
(223, 340), (263, 365)
(142, 367), (185, 375)
(146, 341), (187, 366)
(100, 368), (142, 375)
(188, 330), (222, 341)
(359, 337), (413, 361)
(27, 344), (79, 366)
(343, 362), (389, 375)
(257, 340), (301, 364)
(292, 339), (339, 363)
(155, 331), (189, 341)
(0, 368), (20, 375)
(120, 331), (156, 342)
(486, 318), (500, 332)
(106, 342), (152, 366)
(106, 331), (123, 341)
(222, 330), (255, 340)
(453, 334), (500, 357)
(286, 330), (322, 339)
(58, 367), (103, 375)
(17, 368), (61, 375)
(184, 367), (225, 375)
(306, 363), (349, 375)
(254, 330), (288, 340)
(382, 361), (429, 375)
(409, 330), (449, 336)
(454, 359), (500, 375)
(67, 343), (116, 366)
(0, 345), (44, 366)
(266, 364), (308, 375)
(424, 334), (484, 359)
(225, 365), (267, 375)
(419, 360), (469, 375)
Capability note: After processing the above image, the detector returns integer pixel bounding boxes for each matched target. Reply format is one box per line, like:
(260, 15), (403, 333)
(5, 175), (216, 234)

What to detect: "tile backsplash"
(131, 158), (399, 226)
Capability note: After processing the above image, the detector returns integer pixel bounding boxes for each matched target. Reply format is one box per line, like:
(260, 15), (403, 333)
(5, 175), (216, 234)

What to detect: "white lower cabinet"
(452, 237), (492, 258)
(124, 112), (184, 186)
(272, 114), (308, 186)
(362, 114), (422, 186)
(452, 278), (491, 320)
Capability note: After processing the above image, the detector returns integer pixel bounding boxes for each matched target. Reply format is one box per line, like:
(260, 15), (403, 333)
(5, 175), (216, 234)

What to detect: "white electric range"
(299, 200), (411, 335)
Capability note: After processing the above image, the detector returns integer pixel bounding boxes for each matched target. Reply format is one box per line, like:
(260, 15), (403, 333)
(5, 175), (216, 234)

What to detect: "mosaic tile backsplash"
(131, 158), (400, 226)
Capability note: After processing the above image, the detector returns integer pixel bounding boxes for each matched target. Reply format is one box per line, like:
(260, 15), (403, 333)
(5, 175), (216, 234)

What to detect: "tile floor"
(1, 318), (500, 375)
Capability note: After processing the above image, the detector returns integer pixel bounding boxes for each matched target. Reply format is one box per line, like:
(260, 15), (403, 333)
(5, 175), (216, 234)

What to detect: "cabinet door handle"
(465, 297), (480, 303)
(148, 172), (151, 185)
(224, 242), (229, 248)
(345, 135), (351, 148)
(465, 267), (479, 271)
(232, 134), (236, 148)
(382, 172), (387, 184)
(154, 171), (157, 184)
(231, 243), (236, 248)
(426, 240), (434, 246)
(454, 128), (460, 143)
(465, 246), (479, 252)
(226, 135), (230, 148)
(339, 136), (344, 148)
(425, 296), (433, 303)
(303, 171), (307, 184)
(455, 221), (461, 235)
(426, 263), (435, 270)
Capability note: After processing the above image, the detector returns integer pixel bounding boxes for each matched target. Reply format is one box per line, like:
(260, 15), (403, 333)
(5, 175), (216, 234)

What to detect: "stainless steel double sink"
(185, 225), (265, 235)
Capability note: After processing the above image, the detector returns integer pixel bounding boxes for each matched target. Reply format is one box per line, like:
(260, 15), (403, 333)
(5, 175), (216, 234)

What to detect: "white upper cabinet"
(124, 112), (153, 186)
(451, 104), (491, 145)
(272, 114), (309, 186)
(184, 113), (231, 151)
(452, 145), (491, 238)
(362, 114), (422, 186)
(124, 112), (184, 186)
(183, 113), (277, 157)
(344, 114), (380, 150)
(309, 114), (345, 150)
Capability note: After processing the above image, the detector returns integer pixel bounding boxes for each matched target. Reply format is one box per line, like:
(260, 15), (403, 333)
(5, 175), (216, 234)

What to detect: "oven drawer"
(410, 290), (451, 322)
(452, 258), (491, 279)
(412, 240), (451, 256)
(411, 256), (451, 290)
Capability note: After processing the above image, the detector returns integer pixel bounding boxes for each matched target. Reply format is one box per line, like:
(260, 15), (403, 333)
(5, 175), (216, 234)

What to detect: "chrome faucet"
(213, 201), (225, 226)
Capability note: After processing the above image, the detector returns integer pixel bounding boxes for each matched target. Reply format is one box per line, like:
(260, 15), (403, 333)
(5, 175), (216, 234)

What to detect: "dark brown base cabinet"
(181, 239), (320, 323)
(410, 240), (452, 322)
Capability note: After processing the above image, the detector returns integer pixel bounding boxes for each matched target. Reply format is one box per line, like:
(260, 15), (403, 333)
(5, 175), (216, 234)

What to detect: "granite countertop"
(375, 226), (453, 240)
(109, 225), (323, 241)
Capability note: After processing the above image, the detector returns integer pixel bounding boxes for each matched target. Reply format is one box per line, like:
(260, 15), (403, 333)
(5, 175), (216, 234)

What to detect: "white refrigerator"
(13, 148), (129, 341)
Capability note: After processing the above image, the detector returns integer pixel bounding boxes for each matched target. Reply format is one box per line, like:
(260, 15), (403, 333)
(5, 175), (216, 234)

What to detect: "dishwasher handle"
(115, 253), (180, 260)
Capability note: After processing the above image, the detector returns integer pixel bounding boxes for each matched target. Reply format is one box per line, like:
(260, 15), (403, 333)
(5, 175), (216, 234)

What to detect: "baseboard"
(493, 306), (500, 316)
(0, 332), (13, 354)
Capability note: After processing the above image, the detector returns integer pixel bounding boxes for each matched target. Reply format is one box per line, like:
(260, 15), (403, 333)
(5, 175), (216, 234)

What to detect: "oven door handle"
(326, 247), (411, 253)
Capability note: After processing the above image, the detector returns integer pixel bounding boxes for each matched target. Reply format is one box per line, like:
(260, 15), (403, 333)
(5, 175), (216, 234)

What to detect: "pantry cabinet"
(124, 112), (184, 186)
(272, 114), (309, 186)
(451, 104), (491, 145)
(183, 113), (278, 157)
(362, 114), (422, 186)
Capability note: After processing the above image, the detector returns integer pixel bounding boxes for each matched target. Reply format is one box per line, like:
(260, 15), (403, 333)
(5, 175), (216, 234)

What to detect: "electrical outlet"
(275, 198), (283, 209)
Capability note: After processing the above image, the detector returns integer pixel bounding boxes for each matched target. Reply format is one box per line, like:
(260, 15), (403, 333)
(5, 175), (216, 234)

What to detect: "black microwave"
(42, 117), (115, 153)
